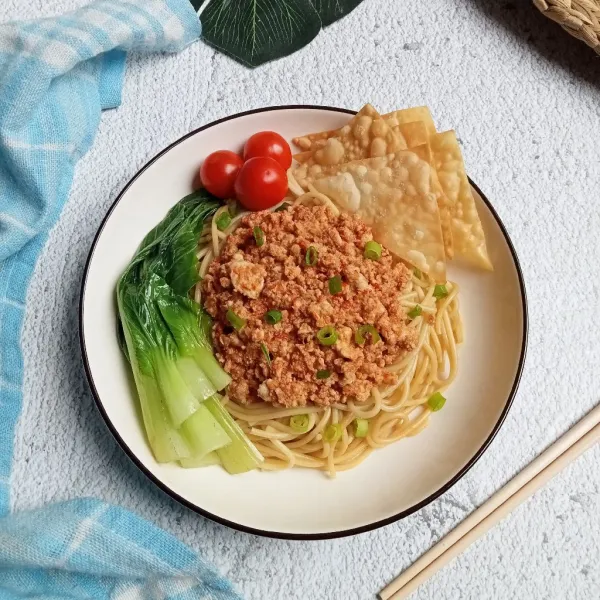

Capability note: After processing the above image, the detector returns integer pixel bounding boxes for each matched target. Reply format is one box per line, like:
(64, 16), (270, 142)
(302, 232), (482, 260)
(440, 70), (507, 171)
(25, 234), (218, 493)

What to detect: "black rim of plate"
(79, 105), (528, 540)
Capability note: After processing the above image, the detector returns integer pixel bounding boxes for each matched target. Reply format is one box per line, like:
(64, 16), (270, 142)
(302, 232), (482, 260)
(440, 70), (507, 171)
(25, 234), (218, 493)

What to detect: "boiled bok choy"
(116, 190), (263, 472)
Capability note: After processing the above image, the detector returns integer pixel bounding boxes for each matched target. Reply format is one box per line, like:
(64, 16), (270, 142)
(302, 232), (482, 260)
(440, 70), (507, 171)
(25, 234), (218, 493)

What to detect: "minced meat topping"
(202, 204), (416, 407)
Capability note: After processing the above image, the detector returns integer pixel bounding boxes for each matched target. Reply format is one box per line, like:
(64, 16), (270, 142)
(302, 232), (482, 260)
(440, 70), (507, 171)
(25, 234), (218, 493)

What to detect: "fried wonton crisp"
(299, 151), (447, 281)
(292, 104), (407, 168)
(430, 130), (492, 270)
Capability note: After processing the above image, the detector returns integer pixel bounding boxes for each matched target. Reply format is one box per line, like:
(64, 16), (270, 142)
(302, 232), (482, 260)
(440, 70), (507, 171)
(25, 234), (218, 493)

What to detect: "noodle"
(196, 189), (462, 477)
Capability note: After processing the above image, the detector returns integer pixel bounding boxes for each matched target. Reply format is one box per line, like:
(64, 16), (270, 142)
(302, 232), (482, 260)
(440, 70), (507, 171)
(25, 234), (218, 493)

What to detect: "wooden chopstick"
(379, 404), (600, 600)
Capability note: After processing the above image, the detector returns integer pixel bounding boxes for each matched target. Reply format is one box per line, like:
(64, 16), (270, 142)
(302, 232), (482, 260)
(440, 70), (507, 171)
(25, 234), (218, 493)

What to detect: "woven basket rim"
(534, 0), (600, 54)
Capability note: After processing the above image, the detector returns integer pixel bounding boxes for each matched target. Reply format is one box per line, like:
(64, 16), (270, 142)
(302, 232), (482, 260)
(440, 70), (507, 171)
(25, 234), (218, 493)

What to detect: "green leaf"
(117, 273), (178, 377)
(135, 190), (217, 264)
(116, 190), (251, 465)
(148, 219), (200, 297)
(201, 0), (322, 68)
(116, 189), (219, 379)
(312, 0), (364, 27)
(155, 287), (204, 358)
(117, 319), (130, 364)
(128, 190), (219, 296)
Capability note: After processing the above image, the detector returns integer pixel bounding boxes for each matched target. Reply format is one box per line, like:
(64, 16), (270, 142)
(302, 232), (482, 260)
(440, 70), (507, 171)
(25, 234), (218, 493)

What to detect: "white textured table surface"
(4, 0), (600, 598)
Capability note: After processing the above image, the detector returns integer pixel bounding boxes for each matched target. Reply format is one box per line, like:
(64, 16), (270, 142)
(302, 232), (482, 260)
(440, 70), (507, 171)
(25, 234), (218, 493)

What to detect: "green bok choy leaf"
(116, 189), (263, 472)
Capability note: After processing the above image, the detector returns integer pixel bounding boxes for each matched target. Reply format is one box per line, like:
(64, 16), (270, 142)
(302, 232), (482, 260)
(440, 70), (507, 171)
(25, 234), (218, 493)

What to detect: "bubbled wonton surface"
(291, 104), (492, 277)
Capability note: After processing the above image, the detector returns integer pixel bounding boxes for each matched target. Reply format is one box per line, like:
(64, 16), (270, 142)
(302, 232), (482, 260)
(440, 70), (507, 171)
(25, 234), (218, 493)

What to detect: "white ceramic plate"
(80, 106), (527, 539)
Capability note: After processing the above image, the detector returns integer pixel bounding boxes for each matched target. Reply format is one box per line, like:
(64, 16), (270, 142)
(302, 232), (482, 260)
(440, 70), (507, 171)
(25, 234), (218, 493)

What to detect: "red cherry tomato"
(234, 156), (288, 211)
(199, 150), (243, 199)
(243, 131), (292, 170)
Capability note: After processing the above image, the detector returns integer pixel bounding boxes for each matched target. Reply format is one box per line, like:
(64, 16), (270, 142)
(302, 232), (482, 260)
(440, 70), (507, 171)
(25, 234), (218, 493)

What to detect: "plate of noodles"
(80, 105), (527, 538)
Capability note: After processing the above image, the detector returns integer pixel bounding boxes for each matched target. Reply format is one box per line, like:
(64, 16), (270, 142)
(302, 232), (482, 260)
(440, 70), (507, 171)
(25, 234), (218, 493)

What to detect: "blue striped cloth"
(0, 2), (241, 598)
(0, 499), (241, 599)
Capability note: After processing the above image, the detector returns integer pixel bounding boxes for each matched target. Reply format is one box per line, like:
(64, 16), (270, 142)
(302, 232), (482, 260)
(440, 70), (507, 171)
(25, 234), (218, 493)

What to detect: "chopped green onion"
(260, 342), (271, 366)
(265, 310), (282, 325)
(215, 211), (232, 231)
(226, 309), (246, 331)
(305, 245), (318, 266)
(413, 268), (422, 279)
(433, 284), (448, 299)
(328, 275), (342, 295)
(427, 391), (446, 412)
(323, 423), (342, 443)
(317, 326), (338, 346)
(364, 240), (382, 260)
(316, 369), (331, 380)
(274, 202), (291, 212)
(354, 418), (369, 438)
(408, 305), (423, 319)
(290, 414), (310, 433)
(253, 226), (265, 247)
(355, 324), (381, 345)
